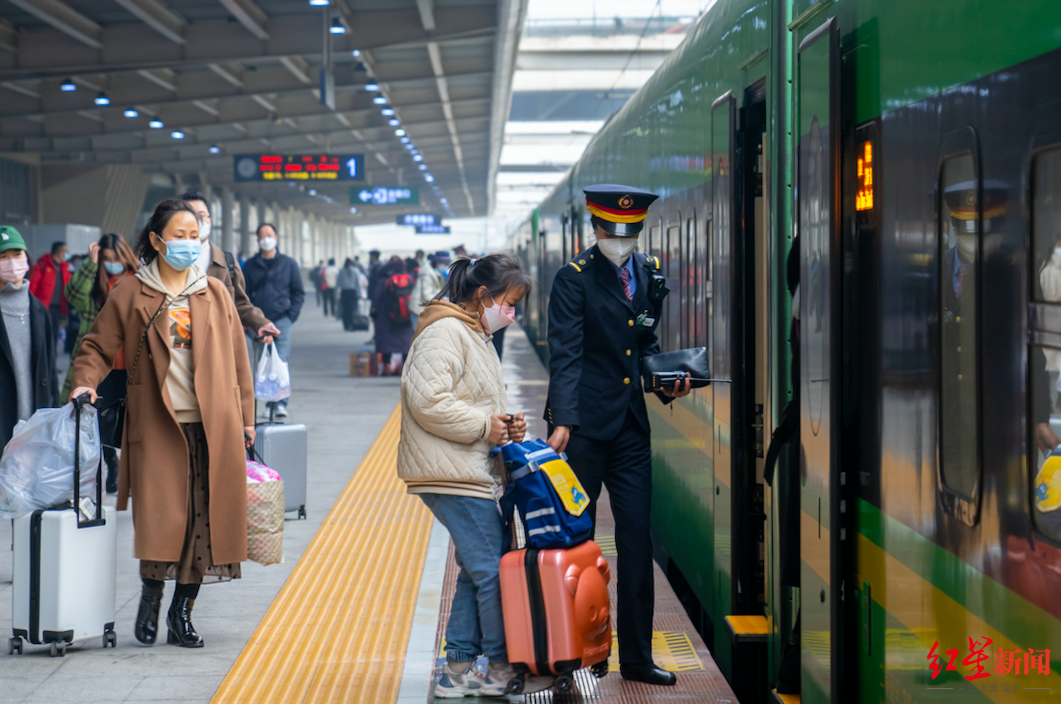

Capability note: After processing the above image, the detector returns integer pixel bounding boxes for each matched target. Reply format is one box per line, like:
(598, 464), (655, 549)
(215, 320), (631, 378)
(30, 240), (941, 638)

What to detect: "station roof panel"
(0, 0), (526, 224)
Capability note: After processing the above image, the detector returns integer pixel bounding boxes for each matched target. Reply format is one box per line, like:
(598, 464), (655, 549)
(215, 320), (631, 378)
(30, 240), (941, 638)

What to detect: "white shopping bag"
(255, 342), (292, 402)
(0, 402), (100, 518)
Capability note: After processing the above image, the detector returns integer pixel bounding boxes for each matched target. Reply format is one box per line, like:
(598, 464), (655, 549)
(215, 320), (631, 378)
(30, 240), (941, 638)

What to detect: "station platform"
(1, 302), (736, 704)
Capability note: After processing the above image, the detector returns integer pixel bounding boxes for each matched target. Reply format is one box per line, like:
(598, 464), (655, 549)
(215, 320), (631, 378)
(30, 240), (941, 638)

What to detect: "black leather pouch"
(641, 347), (711, 393)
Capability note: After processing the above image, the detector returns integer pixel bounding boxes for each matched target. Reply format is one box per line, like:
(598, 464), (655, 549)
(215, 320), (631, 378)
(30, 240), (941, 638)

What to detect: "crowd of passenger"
(307, 245), (505, 376)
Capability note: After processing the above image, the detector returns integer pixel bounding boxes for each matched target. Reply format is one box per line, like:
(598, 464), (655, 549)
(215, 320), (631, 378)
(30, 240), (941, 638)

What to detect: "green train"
(507, 0), (1061, 701)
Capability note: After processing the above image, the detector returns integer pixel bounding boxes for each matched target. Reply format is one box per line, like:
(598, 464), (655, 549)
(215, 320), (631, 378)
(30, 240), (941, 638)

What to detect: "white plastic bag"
(255, 342), (291, 402)
(0, 402), (100, 519)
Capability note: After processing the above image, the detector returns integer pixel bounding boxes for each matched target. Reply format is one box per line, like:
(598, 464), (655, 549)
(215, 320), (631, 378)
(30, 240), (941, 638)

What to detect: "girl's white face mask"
(597, 236), (639, 267)
(481, 297), (516, 333)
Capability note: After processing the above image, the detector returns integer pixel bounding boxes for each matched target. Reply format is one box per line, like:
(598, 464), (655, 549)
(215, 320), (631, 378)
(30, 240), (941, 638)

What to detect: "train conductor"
(545, 184), (691, 686)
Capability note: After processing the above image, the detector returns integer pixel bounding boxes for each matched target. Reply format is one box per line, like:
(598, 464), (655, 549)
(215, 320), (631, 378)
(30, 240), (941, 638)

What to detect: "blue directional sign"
(396, 213), (443, 227)
(416, 224), (451, 234)
(350, 186), (420, 206)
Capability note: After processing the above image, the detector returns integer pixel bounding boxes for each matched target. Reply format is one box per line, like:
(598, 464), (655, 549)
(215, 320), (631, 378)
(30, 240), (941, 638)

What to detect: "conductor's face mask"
(597, 236), (639, 267)
(480, 295), (516, 334)
(956, 234), (977, 262)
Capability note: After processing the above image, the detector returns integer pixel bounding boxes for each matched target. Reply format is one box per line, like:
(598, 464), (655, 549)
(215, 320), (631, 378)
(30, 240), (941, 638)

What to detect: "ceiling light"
(440, 197), (448, 203)
(309, 0), (328, 6)
(171, 130), (185, 139)
(94, 91), (110, 106)
(413, 154), (422, 162)
(372, 96), (387, 105)
(149, 119), (163, 129)
(123, 109), (138, 118)
(60, 78), (76, 92)
(388, 118), (400, 126)
(309, 189), (317, 196)
(330, 18), (346, 34)
(381, 108), (394, 116)
(351, 50), (361, 58)
(209, 145), (221, 154)
(400, 136), (410, 144)
(350, 207), (358, 214)
(365, 83), (379, 92)
(418, 164), (427, 171)
(405, 143), (415, 150)
(425, 174), (434, 183)
(394, 128), (406, 137)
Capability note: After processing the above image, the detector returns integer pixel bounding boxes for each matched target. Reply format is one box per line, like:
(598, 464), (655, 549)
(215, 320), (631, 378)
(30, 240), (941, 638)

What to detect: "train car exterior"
(508, 1), (1061, 702)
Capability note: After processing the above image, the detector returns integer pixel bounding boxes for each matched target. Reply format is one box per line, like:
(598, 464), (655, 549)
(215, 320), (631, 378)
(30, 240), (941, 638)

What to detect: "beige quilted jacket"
(398, 301), (506, 500)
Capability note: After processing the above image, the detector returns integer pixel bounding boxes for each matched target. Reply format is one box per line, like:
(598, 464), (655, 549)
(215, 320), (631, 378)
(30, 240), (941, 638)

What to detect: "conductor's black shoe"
(134, 582), (163, 644)
(620, 664), (677, 686)
(166, 596), (204, 648)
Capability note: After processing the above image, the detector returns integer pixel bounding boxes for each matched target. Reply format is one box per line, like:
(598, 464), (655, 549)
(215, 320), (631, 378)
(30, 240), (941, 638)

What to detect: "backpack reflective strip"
(527, 525), (564, 536)
(525, 507), (557, 520)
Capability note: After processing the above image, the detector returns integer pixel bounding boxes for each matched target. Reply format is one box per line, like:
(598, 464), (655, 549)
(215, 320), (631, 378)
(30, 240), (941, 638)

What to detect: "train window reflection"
(1033, 147), (1061, 302)
(1030, 345), (1061, 541)
(939, 154), (979, 499)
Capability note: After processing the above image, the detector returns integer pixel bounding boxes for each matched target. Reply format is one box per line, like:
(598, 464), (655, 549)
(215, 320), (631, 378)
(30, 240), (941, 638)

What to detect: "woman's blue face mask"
(154, 235), (199, 271)
(103, 261), (125, 276)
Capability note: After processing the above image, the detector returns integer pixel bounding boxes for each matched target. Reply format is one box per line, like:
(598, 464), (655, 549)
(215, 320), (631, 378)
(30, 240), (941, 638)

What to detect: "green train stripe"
(857, 499), (1061, 673)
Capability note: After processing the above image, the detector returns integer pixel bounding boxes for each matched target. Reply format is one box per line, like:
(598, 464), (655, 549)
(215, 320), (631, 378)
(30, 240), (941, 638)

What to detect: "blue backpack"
(497, 439), (594, 549)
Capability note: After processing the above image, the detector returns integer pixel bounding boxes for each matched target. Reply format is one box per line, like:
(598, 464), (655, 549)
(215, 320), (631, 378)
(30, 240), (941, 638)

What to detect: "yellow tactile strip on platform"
(212, 405), (434, 704)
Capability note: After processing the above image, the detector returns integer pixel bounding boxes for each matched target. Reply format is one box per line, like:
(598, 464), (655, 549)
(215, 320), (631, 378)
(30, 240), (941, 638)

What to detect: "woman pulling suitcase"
(397, 254), (544, 697)
(70, 198), (255, 649)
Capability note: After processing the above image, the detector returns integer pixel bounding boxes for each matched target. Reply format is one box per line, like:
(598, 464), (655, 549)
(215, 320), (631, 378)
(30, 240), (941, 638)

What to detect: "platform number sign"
(855, 139), (874, 211)
(234, 154), (365, 182)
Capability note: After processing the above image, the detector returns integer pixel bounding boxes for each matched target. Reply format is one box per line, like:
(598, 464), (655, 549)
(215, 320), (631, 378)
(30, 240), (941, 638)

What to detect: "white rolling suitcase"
(253, 422), (308, 519)
(9, 396), (117, 657)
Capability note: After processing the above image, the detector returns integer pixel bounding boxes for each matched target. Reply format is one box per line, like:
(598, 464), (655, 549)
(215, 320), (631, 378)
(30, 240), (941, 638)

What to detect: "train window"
(939, 153), (979, 499)
(1029, 345), (1061, 541)
(668, 224), (681, 351)
(1033, 147), (1061, 302)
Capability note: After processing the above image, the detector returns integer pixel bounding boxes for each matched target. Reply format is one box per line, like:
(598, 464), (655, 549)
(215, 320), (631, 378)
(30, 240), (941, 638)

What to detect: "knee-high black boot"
(167, 585), (204, 648)
(134, 579), (164, 644)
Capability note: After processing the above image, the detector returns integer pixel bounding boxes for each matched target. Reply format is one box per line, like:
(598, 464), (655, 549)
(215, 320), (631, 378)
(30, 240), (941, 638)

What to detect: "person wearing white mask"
(180, 191), (279, 346)
(398, 252), (542, 698)
(241, 223), (305, 418)
(544, 184), (691, 687)
(0, 226), (59, 448)
(1041, 238), (1061, 412)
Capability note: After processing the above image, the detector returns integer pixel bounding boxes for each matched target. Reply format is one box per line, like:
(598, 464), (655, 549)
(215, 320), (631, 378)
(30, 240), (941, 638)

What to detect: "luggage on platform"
(253, 421), (308, 519)
(349, 314), (371, 331)
(499, 540), (612, 695)
(9, 395), (117, 657)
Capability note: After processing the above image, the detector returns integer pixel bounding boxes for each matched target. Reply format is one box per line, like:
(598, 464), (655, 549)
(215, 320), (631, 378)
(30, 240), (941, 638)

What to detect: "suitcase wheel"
(505, 673), (525, 695)
(555, 674), (574, 694)
(49, 641), (66, 657)
(590, 661), (609, 679)
(103, 630), (117, 648)
(298, 506), (307, 520)
(8, 636), (22, 655)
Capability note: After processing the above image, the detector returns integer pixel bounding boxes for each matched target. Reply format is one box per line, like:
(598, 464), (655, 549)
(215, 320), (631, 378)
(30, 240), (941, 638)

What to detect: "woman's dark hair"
(257, 222), (277, 236)
(92, 233), (138, 310)
(136, 198), (198, 266)
(343, 258), (354, 268)
(436, 253), (532, 305)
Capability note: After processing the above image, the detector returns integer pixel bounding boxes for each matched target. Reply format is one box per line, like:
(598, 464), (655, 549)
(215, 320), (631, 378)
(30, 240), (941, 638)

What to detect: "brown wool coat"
(71, 274), (254, 565)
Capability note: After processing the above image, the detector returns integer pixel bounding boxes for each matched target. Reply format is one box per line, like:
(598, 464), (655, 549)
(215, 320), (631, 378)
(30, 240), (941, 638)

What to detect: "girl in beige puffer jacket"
(398, 254), (533, 698)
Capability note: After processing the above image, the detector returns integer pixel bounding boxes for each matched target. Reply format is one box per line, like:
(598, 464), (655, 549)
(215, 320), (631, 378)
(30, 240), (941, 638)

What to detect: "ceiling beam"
(415, 0), (436, 32)
(137, 68), (176, 92)
(1, 81), (39, 98)
(208, 63), (243, 88)
(112, 0), (186, 45)
(0, 19), (18, 53)
(5, 0), (102, 49)
(218, 0), (270, 40)
(279, 56), (312, 85)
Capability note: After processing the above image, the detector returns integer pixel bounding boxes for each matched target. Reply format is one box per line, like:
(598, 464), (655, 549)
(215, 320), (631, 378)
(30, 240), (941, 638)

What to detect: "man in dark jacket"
(242, 223), (305, 418)
(28, 241), (70, 356)
(0, 227), (59, 447)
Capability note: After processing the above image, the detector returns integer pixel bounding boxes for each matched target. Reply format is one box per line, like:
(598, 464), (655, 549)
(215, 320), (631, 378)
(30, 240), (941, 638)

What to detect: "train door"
(711, 84), (769, 678)
(797, 17), (843, 703)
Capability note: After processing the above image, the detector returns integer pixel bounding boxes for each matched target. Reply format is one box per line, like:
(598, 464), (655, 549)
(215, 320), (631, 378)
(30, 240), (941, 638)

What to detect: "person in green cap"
(0, 226), (59, 447)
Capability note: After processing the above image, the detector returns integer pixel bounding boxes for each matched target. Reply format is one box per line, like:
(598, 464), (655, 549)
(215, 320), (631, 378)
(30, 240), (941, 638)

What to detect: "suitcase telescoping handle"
(72, 393), (105, 529)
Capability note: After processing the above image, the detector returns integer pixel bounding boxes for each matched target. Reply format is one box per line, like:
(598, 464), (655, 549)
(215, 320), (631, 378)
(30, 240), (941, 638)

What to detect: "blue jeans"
(249, 316), (293, 409)
(419, 493), (507, 664)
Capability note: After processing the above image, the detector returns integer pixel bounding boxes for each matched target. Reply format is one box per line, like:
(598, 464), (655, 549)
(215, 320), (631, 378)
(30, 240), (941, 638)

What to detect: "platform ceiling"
(0, 0), (526, 224)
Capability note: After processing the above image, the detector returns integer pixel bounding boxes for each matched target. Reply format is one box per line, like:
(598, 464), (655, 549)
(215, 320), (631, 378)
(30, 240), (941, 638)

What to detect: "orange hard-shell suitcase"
(499, 540), (612, 695)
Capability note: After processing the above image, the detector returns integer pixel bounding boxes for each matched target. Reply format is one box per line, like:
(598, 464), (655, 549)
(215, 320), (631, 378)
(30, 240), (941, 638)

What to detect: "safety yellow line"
(211, 405), (434, 704)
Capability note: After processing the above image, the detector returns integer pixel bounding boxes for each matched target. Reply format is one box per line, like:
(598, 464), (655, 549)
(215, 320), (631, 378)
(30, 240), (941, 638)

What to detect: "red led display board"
(233, 154), (365, 182)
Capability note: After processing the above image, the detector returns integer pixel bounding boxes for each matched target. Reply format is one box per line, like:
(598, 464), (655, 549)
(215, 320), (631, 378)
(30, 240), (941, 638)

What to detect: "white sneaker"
(434, 663), (488, 698)
(274, 406), (289, 419)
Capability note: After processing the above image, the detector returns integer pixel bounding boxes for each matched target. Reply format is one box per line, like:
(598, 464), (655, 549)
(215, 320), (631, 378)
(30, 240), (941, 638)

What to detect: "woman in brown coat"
(71, 199), (255, 649)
